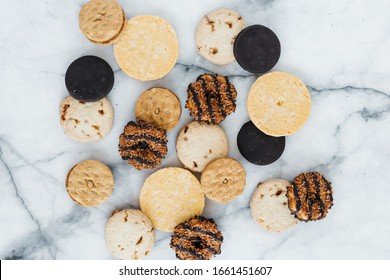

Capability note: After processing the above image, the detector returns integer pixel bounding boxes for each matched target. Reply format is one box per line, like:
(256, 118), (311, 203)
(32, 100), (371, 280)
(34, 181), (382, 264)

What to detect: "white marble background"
(1, 0), (390, 259)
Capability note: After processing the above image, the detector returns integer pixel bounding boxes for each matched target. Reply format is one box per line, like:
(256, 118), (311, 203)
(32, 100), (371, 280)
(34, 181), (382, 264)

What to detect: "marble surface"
(1, 0), (390, 260)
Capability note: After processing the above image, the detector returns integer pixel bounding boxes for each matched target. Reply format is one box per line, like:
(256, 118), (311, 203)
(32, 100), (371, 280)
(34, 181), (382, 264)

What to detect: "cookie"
(60, 96), (114, 142)
(247, 72), (311, 136)
(114, 16), (179, 81)
(105, 209), (155, 260)
(118, 120), (168, 170)
(186, 73), (237, 124)
(200, 158), (246, 203)
(250, 179), (298, 232)
(79, 0), (125, 45)
(234, 25), (281, 74)
(286, 172), (334, 222)
(65, 56), (114, 102)
(140, 167), (205, 232)
(237, 121), (285, 165)
(135, 87), (181, 131)
(176, 121), (228, 172)
(170, 216), (223, 260)
(195, 9), (245, 65)
(65, 160), (114, 207)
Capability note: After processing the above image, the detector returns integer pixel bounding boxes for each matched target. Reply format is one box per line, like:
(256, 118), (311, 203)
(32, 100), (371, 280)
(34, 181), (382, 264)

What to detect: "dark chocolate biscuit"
(65, 55), (114, 102)
(170, 216), (223, 260)
(233, 25), (281, 74)
(118, 120), (168, 170)
(286, 172), (333, 222)
(186, 73), (237, 124)
(237, 121), (285, 165)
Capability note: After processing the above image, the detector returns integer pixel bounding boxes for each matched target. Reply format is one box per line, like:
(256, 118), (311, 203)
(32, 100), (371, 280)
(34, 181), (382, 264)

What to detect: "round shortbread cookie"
(106, 209), (155, 260)
(195, 8), (245, 65)
(113, 15), (179, 81)
(135, 87), (181, 131)
(201, 158), (246, 203)
(65, 160), (114, 207)
(176, 121), (229, 172)
(247, 72), (311, 137)
(60, 96), (114, 142)
(140, 167), (205, 232)
(79, 0), (125, 44)
(250, 179), (298, 232)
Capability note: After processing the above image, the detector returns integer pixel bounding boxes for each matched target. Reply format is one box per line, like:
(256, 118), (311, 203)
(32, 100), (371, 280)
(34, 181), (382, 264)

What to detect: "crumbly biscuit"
(186, 73), (237, 124)
(140, 167), (205, 232)
(79, 0), (125, 45)
(170, 216), (223, 260)
(176, 121), (228, 172)
(113, 16), (179, 81)
(196, 9), (245, 65)
(66, 160), (114, 207)
(135, 88), (181, 131)
(105, 209), (155, 260)
(247, 72), (311, 136)
(60, 96), (114, 142)
(201, 158), (246, 203)
(286, 172), (334, 222)
(250, 179), (298, 232)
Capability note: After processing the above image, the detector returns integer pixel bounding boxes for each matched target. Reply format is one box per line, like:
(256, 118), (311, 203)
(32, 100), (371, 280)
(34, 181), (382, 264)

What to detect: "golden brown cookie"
(170, 216), (223, 260)
(200, 158), (246, 203)
(250, 179), (298, 232)
(247, 72), (311, 136)
(66, 160), (114, 207)
(286, 172), (334, 222)
(135, 88), (181, 131)
(186, 73), (237, 124)
(118, 120), (168, 170)
(79, 0), (125, 45)
(140, 168), (205, 232)
(113, 15), (179, 81)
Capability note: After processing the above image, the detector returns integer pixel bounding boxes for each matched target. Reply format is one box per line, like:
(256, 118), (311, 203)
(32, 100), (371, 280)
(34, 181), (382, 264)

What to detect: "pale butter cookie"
(250, 179), (298, 232)
(60, 96), (114, 142)
(105, 209), (155, 259)
(176, 121), (228, 172)
(195, 9), (245, 65)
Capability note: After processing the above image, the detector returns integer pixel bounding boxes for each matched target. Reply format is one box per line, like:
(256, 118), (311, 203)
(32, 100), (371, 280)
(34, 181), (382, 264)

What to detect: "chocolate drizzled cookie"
(118, 120), (168, 170)
(286, 172), (333, 222)
(170, 216), (223, 260)
(186, 73), (237, 124)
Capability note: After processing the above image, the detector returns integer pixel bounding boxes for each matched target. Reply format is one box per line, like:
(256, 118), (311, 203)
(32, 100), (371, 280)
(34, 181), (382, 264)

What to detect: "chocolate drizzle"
(170, 215), (223, 260)
(286, 172), (333, 222)
(186, 73), (237, 124)
(118, 120), (167, 170)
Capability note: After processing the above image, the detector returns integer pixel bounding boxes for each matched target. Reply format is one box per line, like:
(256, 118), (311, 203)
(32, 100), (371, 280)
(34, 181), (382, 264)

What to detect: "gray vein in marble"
(0, 146), (53, 259)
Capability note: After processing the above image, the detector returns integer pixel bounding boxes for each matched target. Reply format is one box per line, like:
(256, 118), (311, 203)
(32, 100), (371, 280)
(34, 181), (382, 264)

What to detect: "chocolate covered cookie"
(186, 73), (237, 124)
(65, 56), (114, 102)
(118, 120), (168, 170)
(237, 121), (285, 165)
(234, 25), (281, 74)
(170, 216), (223, 260)
(286, 172), (334, 222)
